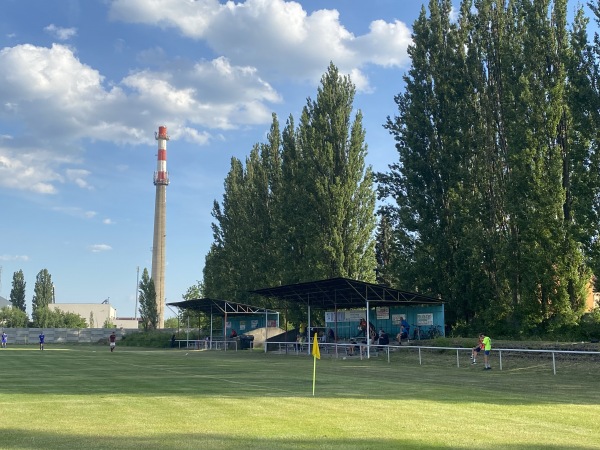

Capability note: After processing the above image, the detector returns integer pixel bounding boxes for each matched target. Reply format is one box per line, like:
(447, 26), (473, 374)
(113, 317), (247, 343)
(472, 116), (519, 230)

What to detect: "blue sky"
(1, 0), (591, 320)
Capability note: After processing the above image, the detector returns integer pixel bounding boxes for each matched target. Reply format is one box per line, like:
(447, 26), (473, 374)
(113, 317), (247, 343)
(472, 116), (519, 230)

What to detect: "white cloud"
(0, 44), (280, 193)
(0, 44), (112, 138)
(0, 139), (95, 194)
(66, 169), (92, 189)
(44, 24), (78, 41)
(0, 44), (280, 139)
(103, 218), (115, 225)
(109, 0), (413, 87)
(109, 0), (220, 36)
(89, 244), (112, 253)
(179, 127), (211, 145)
(0, 1), (410, 198)
(0, 147), (62, 194)
(349, 68), (372, 93)
(121, 56), (280, 129)
(52, 206), (97, 219)
(0, 254), (29, 262)
(352, 20), (412, 68)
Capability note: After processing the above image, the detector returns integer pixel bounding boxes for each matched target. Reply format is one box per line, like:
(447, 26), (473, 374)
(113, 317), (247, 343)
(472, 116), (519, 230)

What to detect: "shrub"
(119, 330), (173, 348)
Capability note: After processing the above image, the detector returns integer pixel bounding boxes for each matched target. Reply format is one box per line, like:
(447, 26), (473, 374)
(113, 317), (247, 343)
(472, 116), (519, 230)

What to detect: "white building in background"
(49, 303), (116, 328)
(48, 303), (140, 329)
(113, 317), (140, 329)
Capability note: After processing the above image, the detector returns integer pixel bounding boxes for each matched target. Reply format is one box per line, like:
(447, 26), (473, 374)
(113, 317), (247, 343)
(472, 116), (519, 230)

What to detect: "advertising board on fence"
(417, 313), (433, 326)
(376, 307), (389, 320)
(392, 314), (406, 325)
(325, 310), (366, 322)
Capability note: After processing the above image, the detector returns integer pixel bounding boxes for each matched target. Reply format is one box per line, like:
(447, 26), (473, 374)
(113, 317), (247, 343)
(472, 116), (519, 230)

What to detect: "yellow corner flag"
(311, 332), (321, 359)
(311, 332), (320, 396)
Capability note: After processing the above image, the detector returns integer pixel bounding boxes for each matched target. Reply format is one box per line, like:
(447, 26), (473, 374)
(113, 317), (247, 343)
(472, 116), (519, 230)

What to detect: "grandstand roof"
(251, 277), (442, 309)
(166, 298), (278, 316)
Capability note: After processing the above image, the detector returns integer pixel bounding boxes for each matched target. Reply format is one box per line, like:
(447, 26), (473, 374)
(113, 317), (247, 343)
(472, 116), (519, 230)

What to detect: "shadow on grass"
(2, 429), (597, 450)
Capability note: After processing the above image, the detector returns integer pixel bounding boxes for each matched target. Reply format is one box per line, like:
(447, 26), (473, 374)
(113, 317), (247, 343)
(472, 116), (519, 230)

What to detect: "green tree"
(204, 114), (285, 306)
(378, 0), (598, 335)
(203, 158), (245, 301)
(575, 3), (600, 294)
(178, 281), (211, 333)
(0, 306), (28, 327)
(32, 307), (86, 328)
(9, 270), (26, 312)
(32, 269), (53, 313)
(375, 214), (395, 286)
(377, 0), (477, 325)
(294, 63), (377, 281)
(203, 64), (377, 329)
(63, 312), (87, 328)
(164, 317), (179, 328)
(32, 306), (52, 328)
(138, 268), (158, 331)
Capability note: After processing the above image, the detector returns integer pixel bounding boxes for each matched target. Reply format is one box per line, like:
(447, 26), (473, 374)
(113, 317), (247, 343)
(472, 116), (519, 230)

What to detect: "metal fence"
(265, 341), (600, 375)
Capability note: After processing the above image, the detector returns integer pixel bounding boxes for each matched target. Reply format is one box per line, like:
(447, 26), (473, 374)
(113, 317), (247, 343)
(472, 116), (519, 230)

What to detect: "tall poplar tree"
(294, 63), (377, 281)
(378, 0), (599, 334)
(204, 157), (249, 301)
(204, 64), (377, 314)
(9, 269), (26, 312)
(32, 268), (53, 311)
(138, 268), (158, 330)
(375, 214), (395, 286)
(579, 2), (600, 290)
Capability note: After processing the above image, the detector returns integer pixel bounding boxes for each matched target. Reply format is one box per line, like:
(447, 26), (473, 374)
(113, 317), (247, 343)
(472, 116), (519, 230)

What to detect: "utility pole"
(135, 266), (139, 319)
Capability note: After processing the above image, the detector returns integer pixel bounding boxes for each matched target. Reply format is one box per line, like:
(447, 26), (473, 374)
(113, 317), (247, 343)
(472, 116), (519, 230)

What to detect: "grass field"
(0, 345), (599, 449)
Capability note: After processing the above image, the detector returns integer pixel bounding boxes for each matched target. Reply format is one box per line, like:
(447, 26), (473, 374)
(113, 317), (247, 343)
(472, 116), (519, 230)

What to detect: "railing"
(175, 339), (238, 351)
(266, 341), (600, 375)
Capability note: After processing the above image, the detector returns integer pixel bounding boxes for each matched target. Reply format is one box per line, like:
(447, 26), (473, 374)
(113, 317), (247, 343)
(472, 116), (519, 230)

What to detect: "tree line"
(198, 1), (600, 338)
(2, 267), (159, 330)
(375, 0), (600, 336)
(2, 268), (86, 328)
(201, 63), (377, 326)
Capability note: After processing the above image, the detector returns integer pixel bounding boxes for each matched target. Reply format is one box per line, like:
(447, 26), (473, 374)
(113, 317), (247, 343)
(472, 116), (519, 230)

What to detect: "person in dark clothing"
(109, 332), (116, 352)
(378, 329), (389, 346)
(327, 328), (335, 341)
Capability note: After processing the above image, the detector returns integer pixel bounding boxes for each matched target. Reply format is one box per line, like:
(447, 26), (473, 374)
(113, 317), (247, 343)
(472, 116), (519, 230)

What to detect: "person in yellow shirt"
(482, 333), (492, 370)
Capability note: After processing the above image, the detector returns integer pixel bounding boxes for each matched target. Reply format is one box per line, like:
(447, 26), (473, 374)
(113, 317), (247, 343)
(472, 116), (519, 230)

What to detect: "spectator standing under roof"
(357, 318), (367, 337)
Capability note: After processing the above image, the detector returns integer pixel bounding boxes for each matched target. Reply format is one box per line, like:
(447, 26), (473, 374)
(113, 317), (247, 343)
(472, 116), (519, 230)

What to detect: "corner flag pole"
(311, 332), (320, 396)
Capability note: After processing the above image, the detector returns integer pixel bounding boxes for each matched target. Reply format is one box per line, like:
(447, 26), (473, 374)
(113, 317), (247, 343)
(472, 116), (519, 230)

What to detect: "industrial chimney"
(152, 125), (169, 328)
